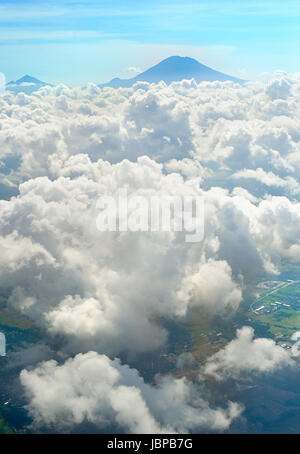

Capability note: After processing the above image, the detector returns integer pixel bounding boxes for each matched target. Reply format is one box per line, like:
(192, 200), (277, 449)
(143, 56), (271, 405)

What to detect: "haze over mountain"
(5, 57), (243, 94)
(100, 56), (244, 88)
(7, 75), (53, 94)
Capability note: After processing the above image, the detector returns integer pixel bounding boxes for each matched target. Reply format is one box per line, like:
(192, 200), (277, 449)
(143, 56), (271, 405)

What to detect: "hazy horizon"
(1, 0), (300, 85)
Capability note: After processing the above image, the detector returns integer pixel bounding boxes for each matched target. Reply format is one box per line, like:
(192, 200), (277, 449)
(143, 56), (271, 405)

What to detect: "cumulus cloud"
(265, 77), (292, 100)
(202, 327), (295, 381)
(0, 157), (252, 357)
(0, 74), (300, 188)
(232, 168), (300, 194)
(20, 351), (243, 434)
(0, 155), (299, 357)
(1, 75), (300, 433)
(177, 259), (242, 315)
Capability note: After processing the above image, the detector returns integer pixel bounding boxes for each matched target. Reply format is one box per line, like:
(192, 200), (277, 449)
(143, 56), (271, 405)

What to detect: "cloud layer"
(0, 74), (300, 191)
(1, 75), (300, 433)
(20, 351), (243, 434)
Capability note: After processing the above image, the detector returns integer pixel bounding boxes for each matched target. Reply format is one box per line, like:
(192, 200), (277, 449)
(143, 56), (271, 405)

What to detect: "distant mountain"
(7, 75), (53, 94)
(99, 56), (244, 88)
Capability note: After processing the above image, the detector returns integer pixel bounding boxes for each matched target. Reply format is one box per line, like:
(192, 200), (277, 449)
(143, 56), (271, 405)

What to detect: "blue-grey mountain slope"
(99, 56), (244, 88)
(7, 75), (53, 94)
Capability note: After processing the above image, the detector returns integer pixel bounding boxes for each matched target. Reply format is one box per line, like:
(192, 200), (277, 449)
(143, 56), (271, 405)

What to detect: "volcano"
(100, 56), (243, 88)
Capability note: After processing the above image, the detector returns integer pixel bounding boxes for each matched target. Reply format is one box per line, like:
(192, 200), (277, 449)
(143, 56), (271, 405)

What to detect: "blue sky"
(1, 0), (300, 85)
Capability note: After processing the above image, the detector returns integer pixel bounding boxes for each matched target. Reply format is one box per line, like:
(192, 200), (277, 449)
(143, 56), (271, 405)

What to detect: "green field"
(248, 278), (300, 339)
(253, 309), (300, 337)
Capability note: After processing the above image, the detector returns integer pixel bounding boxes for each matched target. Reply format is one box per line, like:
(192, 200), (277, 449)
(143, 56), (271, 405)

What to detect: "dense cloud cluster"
(1, 160), (300, 356)
(0, 166), (244, 356)
(1, 75), (300, 433)
(202, 326), (295, 381)
(20, 351), (242, 434)
(0, 74), (300, 190)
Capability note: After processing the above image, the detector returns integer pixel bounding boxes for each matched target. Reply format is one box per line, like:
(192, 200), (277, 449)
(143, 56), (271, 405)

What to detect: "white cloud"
(0, 165), (245, 355)
(20, 351), (243, 433)
(265, 77), (292, 100)
(0, 157), (300, 356)
(1, 75), (300, 432)
(202, 326), (294, 381)
(232, 168), (300, 194)
(126, 66), (141, 75)
(177, 260), (242, 316)
(0, 74), (299, 187)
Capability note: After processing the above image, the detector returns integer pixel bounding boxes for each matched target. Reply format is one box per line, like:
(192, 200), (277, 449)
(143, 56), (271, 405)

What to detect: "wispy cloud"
(0, 29), (127, 43)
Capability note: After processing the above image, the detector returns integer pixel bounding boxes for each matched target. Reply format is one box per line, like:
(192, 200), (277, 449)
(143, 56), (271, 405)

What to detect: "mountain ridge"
(7, 75), (49, 85)
(99, 56), (244, 88)
(5, 56), (244, 94)
(7, 75), (53, 94)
